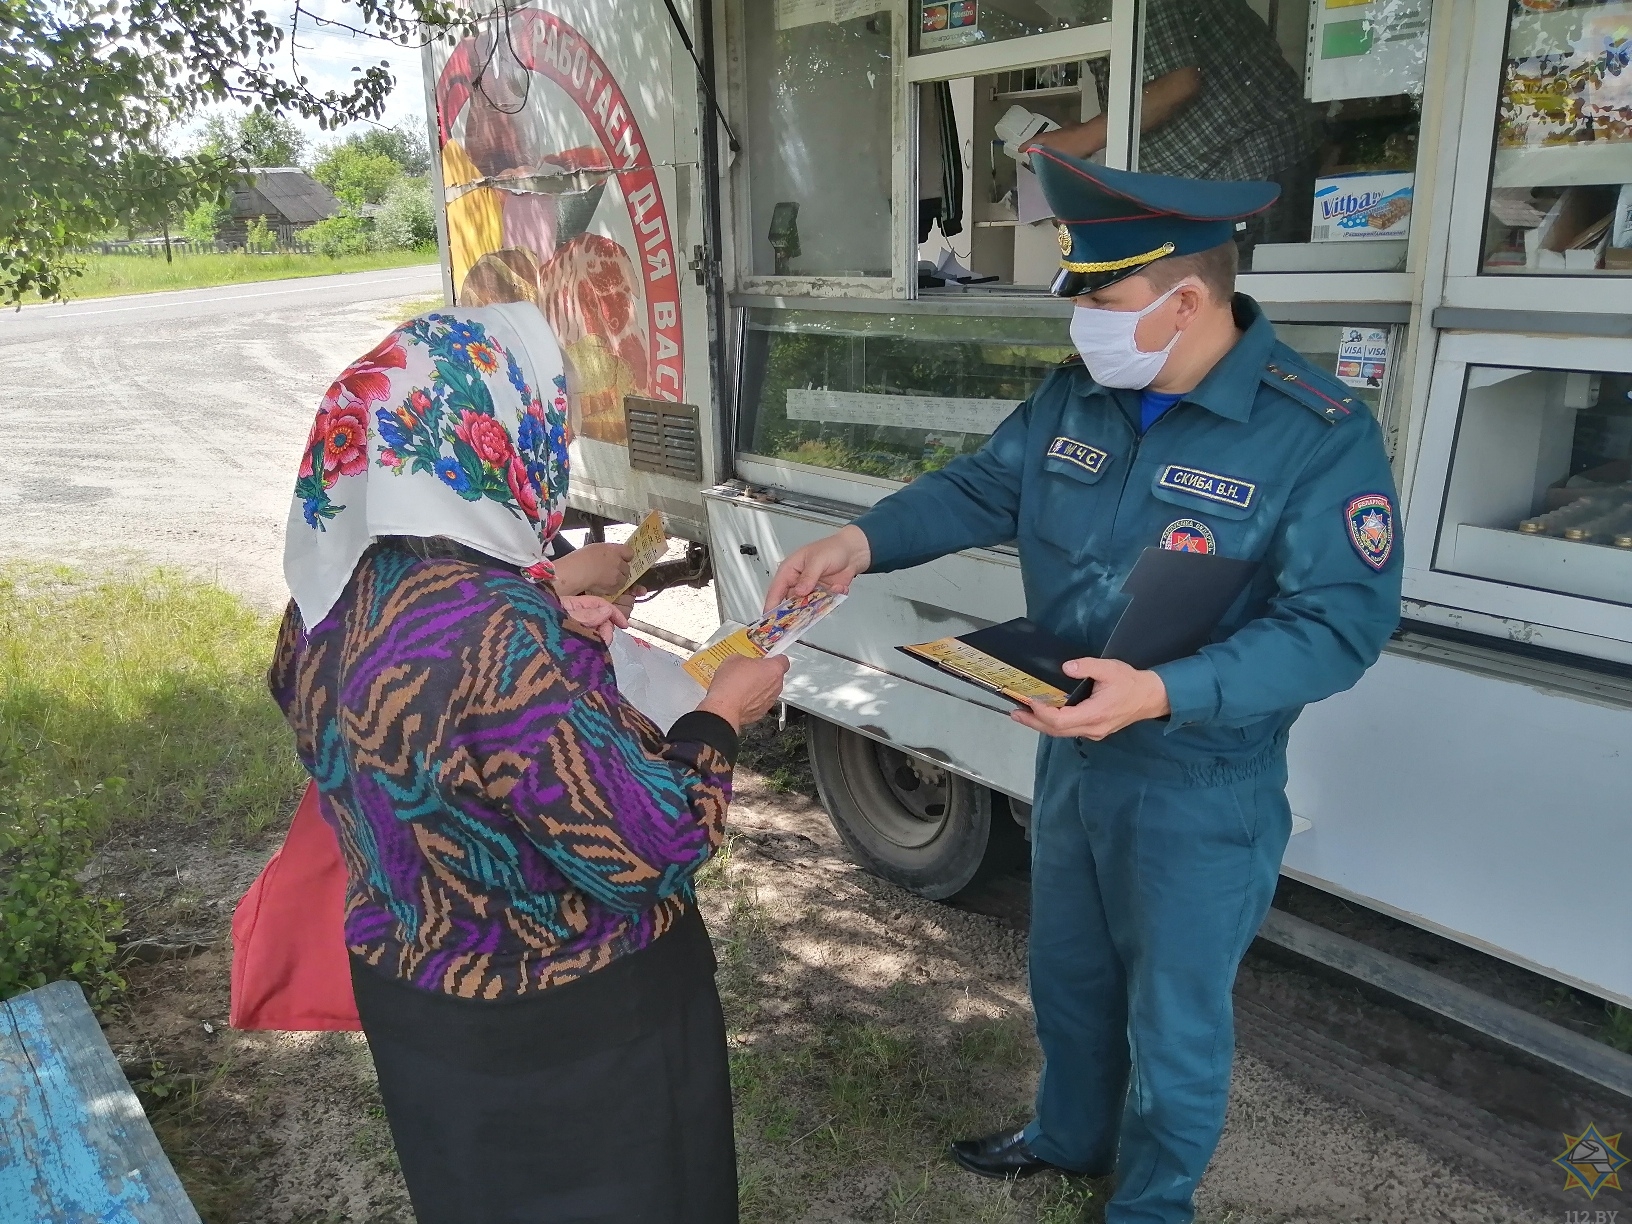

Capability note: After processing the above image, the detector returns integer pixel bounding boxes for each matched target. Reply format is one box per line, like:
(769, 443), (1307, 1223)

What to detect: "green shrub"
(182, 199), (229, 245)
(312, 144), (403, 208)
(0, 779), (125, 1006)
(307, 213), (376, 257)
(245, 216), (274, 252)
(375, 177), (437, 250)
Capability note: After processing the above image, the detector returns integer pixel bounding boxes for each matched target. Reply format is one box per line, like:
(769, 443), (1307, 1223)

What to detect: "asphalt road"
(0, 266), (441, 610)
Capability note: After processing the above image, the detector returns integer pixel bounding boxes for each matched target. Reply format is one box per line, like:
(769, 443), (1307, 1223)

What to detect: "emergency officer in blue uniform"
(763, 147), (1403, 1223)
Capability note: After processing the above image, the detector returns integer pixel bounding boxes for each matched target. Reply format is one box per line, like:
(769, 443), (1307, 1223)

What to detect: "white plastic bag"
(609, 629), (706, 734)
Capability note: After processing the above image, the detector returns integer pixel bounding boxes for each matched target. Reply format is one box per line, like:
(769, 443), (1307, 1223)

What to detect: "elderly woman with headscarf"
(269, 303), (784, 1224)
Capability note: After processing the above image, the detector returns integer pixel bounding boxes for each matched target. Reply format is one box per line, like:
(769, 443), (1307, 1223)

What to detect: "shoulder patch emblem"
(1159, 519), (1215, 554)
(1346, 493), (1394, 570)
(1047, 436), (1109, 474)
(1157, 464), (1256, 510)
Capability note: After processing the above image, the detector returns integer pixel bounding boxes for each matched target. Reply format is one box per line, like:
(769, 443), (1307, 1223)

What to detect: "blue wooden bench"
(1, 980), (201, 1223)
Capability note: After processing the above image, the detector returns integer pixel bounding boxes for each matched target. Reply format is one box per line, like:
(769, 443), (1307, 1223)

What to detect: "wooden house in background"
(222, 169), (340, 245)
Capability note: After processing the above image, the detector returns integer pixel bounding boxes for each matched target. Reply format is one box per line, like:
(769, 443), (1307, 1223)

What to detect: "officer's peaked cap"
(1032, 147), (1280, 297)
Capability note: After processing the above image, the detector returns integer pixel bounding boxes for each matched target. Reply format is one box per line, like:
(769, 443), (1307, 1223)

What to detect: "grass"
(386, 293), (445, 322)
(27, 249), (436, 303)
(0, 564), (305, 841)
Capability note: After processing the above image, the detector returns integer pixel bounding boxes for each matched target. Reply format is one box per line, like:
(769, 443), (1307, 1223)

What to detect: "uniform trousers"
(1021, 738), (1291, 1224)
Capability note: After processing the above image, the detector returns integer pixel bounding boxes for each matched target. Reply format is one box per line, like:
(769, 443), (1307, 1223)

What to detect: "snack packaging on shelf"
(1311, 171), (1414, 241)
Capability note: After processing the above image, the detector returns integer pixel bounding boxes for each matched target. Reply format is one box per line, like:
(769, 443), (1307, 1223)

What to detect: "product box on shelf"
(1311, 171), (1414, 242)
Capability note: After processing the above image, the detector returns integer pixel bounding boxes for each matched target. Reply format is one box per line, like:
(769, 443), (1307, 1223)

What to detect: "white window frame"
(1401, 329), (1632, 661)
(723, 0), (909, 300)
(1439, 0), (1632, 316)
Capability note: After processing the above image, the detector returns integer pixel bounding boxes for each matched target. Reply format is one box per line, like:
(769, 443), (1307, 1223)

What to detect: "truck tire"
(806, 718), (1018, 900)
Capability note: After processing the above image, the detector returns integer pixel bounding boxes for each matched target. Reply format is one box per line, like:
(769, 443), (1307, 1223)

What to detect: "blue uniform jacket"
(853, 295), (1403, 782)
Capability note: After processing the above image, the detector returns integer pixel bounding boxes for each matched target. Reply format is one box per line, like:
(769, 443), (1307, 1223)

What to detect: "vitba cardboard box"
(1311, 171), (1414, 242)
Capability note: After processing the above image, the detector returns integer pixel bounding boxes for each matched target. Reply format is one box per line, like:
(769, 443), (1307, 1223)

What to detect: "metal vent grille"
(624, 397), (703, 481)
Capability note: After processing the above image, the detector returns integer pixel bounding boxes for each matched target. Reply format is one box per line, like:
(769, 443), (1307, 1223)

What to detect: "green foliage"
(374, 176), (437, 249)
(181, 197), (229, 244)
(244, 216), (274, 252)
(0, 564), (306, 843)
(312, 143), (402, 207)
(1, 0), (469, 303)
(0, 779), (126, 1006)
(306, 212), (377, 257)
(196, 110), (307, 168)
(319, 118), (431, 178)
(1602, 1004), (1632, 1054)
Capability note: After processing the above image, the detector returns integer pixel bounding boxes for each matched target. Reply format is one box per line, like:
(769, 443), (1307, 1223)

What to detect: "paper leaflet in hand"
(612, 510), (667, 598)
(682, 587), (847, 685)
(609, 628), (706, 733)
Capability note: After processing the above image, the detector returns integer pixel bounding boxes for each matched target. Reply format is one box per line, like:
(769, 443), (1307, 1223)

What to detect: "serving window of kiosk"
(725, 0), (1426, 485)
(728, 0), (1442, 301)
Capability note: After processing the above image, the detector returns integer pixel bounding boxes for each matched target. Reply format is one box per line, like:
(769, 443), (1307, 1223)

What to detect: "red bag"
(230, 780), (361, 1031)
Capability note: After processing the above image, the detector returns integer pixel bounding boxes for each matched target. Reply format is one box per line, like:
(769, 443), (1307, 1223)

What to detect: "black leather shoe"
(948, 1128), (1063, 1180)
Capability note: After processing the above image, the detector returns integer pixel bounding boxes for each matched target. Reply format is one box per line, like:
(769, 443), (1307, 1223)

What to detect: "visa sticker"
(1047, 436), (1110, 475)
(1157, 465), (1256, 510)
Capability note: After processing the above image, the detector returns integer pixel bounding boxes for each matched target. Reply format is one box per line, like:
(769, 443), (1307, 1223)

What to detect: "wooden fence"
(83, 238), (317, 257)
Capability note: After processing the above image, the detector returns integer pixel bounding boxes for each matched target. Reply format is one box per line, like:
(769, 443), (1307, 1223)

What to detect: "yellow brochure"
(899, 638), (1071, 708)
(683, 587), (847, 685)
(612, 510), (667, 597)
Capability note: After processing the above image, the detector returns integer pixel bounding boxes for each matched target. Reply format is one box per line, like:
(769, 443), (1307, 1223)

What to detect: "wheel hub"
(873, 743), (951, 832)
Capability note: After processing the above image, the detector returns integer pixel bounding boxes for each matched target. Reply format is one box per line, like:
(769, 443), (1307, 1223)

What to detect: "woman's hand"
(553, 542), (635, 597)
(696, 655), (790, 730)
(560, 595), (630, 645)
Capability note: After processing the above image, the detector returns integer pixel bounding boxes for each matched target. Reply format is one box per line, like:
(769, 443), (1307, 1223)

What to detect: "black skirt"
(351, 906), (737, 1224)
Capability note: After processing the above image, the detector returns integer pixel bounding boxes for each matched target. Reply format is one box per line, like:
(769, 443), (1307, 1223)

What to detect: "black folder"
(899, 547), (1258, 706)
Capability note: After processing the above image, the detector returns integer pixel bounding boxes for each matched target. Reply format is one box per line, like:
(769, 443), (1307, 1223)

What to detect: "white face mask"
(1068, 281), (1189, 389)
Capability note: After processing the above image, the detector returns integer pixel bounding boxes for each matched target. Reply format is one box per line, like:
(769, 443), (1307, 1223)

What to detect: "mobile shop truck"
(424, 0), (1632, 1009)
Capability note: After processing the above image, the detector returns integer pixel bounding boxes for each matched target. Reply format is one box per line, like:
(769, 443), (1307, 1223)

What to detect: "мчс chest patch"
(1346, 493), (1394, 570)
(1156, 464), (1256, 510)
(1159, 518), (1216, 554)
(1047, 436), (1110, 475)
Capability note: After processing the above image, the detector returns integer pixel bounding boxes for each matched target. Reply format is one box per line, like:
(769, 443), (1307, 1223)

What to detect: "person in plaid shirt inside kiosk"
(1015, 0), (1323, 254)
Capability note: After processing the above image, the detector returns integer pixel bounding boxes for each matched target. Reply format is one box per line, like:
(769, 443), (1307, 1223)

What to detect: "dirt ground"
(9, 278), (1606, 1222)
(92, 739), (1565, 1224)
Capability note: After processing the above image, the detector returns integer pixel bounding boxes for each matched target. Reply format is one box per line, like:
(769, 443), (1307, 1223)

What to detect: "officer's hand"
(1010, 656), (1170, 741)
(763, 525), (872, 612)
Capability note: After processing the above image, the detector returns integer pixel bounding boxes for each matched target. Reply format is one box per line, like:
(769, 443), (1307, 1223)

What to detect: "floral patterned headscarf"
(283, 303), (571, 625)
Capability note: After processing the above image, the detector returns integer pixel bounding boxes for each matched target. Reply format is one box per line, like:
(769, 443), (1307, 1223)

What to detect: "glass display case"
(738, 309), (1400, 483)
(738, 308), (1073, 482)
(741, 4), (894, 278)
(1433, 362), (1632, 607)
(1132, 0), (1432, 275)
(1481, 0), (1632, 275)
